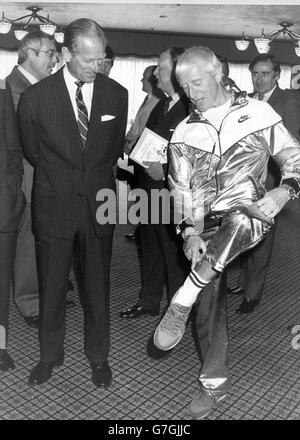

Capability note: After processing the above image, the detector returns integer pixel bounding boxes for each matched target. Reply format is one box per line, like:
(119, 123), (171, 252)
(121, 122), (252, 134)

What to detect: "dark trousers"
(235, 162), (279, 301)
(237, 224), (276, 301)
(35, 202), (113, 365)
(13, 203), (39, 318)
(0, 230), (18, 346)
(138, 223), (188, 312)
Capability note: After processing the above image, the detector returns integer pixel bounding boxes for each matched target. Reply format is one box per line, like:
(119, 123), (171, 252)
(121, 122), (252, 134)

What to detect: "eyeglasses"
(37, 50), (58, 59)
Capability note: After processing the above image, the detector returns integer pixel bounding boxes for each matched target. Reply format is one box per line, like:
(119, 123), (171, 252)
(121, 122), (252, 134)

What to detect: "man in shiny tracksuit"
(153, 46), (300, 419)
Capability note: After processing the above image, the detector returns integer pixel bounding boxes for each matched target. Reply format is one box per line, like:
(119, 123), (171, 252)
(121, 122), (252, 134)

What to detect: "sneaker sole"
(153, 327), (184, 351)
(190, 394), (227, 420)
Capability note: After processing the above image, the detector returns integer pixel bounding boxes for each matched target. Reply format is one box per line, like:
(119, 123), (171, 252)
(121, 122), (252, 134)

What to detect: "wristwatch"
(281, 184), (299, 200)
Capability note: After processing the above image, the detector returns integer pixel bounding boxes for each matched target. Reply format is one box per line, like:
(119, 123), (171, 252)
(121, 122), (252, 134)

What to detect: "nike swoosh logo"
(238, 115), (250, 123)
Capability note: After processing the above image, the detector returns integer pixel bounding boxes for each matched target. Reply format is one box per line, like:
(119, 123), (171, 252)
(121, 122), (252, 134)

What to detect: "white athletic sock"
(0, 325), (6, 350)
(172, 270), (210, 307)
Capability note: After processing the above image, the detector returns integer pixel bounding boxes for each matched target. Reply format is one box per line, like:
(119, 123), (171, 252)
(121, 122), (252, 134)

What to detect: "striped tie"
(163, 96), (172, 115)
(75, 80), (89, 148)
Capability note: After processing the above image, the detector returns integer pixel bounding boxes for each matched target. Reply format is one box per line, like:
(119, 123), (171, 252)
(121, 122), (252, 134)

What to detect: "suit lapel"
(88, 74), (108, 133)
(51, 68), (83, 149)
(12, 67), (32, 90)
(53, 69), (78, 126)
(267, 86), (282, 110)
(86, 74), (112, 150)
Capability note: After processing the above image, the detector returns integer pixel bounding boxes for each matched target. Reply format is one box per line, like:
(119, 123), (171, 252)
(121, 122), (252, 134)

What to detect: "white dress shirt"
(167, 91), (180, 112)
(63, 65), (94, 121)
(18, 65), (39, 85)
(254, 85), (277, 102)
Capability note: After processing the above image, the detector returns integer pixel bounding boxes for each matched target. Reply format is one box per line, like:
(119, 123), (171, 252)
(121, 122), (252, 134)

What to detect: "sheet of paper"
(129, 127), (168, 168)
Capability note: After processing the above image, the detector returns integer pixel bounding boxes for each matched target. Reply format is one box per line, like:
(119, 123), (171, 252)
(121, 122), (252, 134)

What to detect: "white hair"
(176, 45), (223, 83)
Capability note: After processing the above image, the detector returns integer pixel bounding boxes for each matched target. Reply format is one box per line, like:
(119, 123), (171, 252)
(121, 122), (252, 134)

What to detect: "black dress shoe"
(91, 361), (112, 388)
(67, 280), (74, 292)
(124, 233), (136, 240)
(119, 304), (158, 319)
(236, 299), (259, 314)
(227, 285), (245, 295)
(0, 349), (15, 372)
(24, 315), (40, 329)
(66, 299), (76, 308)
(28, 358), (64, 386)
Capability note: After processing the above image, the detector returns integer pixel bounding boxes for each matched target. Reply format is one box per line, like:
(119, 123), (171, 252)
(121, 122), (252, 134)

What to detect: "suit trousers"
(138, 223), (188, 312)
(35, 199), (113, 365)
(13, 203), (39, 318)
(237, 224), (276, 301)
(194, 274), (231, 395)
(0, 230), (18, 347)
(233, 164), (278, 300)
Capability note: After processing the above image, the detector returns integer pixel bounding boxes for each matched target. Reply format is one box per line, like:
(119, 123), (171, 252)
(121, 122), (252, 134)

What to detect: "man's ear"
(215, 71), (223, 83)
(62, 46), (71, 63)
(27, 47), (37, 61)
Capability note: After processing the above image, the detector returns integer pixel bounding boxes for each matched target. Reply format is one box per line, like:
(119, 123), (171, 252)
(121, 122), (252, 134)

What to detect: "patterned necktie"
(163, 96), (172, 115)
(258, 93), (265, 101)
(75, 80), (89, 148)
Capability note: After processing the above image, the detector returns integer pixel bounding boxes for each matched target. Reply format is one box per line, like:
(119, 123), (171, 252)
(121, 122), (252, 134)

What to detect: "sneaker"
(189, 388), (227, 419)
(153, 302), (192, 351)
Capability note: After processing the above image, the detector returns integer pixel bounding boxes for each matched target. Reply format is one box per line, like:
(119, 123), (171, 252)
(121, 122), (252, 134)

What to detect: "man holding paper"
(119, 47), (190, 320)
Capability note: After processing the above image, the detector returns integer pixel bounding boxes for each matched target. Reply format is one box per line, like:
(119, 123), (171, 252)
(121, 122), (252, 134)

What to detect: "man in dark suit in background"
(0, 81), (25, 371)
(6, 30), (59, 329)
(230, 53), (300, 314)
(120, 47), (190, 319)
(18, 19), (128, 387)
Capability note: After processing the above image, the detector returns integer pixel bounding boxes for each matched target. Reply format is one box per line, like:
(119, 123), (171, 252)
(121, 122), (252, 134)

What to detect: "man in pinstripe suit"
(18, 19), (128, 387)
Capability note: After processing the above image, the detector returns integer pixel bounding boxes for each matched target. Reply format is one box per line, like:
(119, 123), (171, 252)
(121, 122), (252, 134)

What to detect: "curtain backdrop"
(0, 50), (18, 78)
(229, 62), (292, 93)
(109, 56), (158, 129)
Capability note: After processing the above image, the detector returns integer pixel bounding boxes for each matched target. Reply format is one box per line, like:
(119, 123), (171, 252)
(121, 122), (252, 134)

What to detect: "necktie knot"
(75, 80), (85, 89)
(258, 93), (265, 101)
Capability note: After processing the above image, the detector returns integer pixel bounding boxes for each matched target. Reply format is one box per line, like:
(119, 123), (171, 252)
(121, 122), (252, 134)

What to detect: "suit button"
(77, 192), (83, 197)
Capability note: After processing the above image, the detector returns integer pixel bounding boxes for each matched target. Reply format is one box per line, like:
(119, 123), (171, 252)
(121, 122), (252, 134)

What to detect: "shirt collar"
(18, 65), (39, 85)
(169, 91), (180, 105)
(255, 85), (277, 101)
(63, 64), (94, 91)
(264, 85), (277, 101)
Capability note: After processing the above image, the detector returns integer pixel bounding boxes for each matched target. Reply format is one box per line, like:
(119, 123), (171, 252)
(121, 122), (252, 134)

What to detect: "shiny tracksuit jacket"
(168, 92), (300, 272)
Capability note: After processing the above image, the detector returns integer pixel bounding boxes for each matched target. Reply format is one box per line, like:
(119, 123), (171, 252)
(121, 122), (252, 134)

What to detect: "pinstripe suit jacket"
(17, 67), (128, 239)
(0, 81), (25, 232)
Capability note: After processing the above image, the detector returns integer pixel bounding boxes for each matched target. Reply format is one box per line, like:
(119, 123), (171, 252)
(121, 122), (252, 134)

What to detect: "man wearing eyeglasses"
(6, 30), (59, 331)
(18, 19), (128, 388)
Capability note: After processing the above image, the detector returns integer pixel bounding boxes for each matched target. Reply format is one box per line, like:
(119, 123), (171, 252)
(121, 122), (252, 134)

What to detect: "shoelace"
(160, 304), (191, 336)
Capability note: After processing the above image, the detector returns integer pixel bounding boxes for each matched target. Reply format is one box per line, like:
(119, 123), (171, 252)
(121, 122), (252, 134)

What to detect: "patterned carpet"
(1, 196), (299, 420)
